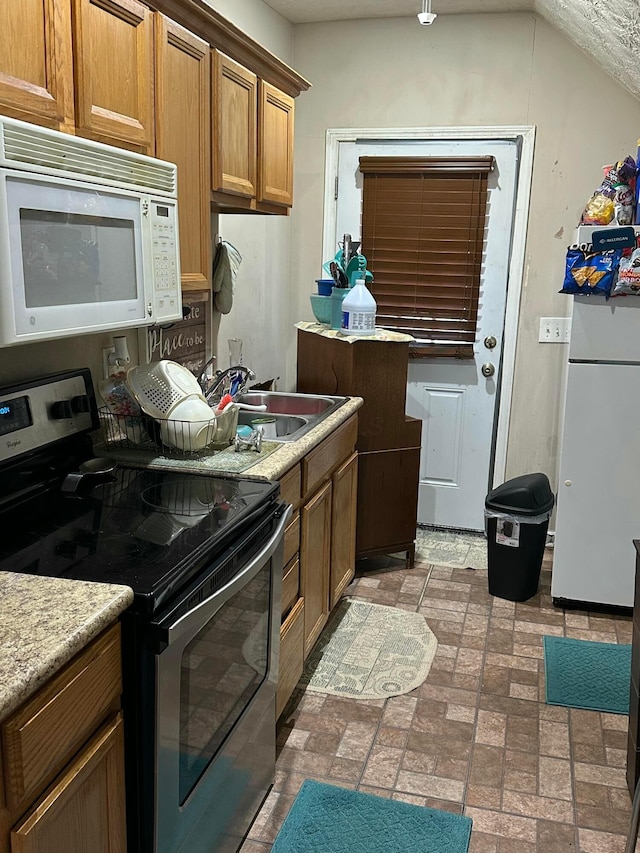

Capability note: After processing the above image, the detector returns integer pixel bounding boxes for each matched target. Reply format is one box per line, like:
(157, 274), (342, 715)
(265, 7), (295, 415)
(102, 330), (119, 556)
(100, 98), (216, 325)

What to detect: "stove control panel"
(0, 369), (98, 463)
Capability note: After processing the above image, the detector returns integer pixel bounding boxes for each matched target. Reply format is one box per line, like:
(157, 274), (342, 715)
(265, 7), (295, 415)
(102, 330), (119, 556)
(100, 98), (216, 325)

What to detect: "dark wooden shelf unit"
(296, 329), (421, 566)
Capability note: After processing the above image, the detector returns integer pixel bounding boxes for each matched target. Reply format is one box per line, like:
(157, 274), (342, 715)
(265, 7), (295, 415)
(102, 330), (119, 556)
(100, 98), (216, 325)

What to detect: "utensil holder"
(330, 287), (349, 330)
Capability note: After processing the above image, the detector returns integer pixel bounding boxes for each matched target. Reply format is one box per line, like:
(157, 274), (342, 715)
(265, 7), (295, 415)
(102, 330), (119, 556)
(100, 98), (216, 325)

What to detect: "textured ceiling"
(264, 0), (640, 100)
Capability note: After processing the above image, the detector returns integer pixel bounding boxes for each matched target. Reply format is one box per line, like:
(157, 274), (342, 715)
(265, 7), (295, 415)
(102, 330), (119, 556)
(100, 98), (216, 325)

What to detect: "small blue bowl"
(310, 294), (332, 325)
(316, 278), (334, 297)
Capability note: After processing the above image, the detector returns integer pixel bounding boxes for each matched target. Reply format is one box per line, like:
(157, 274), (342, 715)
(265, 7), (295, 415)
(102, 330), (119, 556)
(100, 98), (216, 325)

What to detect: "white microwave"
(0, 116), (182, 347)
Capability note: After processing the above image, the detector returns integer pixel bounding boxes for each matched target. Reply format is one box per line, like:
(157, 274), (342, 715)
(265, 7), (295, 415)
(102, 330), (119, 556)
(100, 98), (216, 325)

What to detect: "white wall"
(290, 12), (640, 484)
(204, 0), (296, 388)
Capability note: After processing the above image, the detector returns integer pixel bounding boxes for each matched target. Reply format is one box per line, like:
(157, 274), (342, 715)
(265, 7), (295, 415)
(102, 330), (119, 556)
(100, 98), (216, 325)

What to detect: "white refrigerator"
(552, 292), (640, 609)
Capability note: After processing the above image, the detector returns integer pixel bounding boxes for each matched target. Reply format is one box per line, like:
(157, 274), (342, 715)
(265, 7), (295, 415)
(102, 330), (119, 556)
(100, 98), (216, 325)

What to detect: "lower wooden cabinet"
(0, 624), (126, 853)
(277, 598), (305, 719)
(276, 414), (358, 718)
(330, 452), (358, 610)
(300, 480), (332, 658)
(11, 714), (126, 853)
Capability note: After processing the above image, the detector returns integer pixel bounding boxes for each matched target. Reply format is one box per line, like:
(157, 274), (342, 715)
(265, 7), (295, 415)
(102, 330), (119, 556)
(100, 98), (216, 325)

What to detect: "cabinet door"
(156, 14), (210, 292)
(258, 80), (294, 207)
(0, 0), (74, 130)
(330, 452), (358, 610)
(212, 51), (257, 198)
(72, 0), (154, 152)
(11, 714), (126, 853)
(300, 480), (331, 658)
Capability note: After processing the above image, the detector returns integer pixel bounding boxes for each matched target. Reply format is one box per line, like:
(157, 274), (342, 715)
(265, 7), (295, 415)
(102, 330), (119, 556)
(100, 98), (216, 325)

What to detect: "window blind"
(359, 156), (493, 358)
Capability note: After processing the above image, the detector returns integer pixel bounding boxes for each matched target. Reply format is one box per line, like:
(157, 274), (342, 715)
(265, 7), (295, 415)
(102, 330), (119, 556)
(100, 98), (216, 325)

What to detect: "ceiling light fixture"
(417, 0), (437, 26)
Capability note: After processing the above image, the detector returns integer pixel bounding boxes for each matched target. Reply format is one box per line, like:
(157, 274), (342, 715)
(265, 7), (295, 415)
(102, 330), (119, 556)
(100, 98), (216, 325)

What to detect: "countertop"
(101, 395), (363, 482)
(0, 574), (133, 723)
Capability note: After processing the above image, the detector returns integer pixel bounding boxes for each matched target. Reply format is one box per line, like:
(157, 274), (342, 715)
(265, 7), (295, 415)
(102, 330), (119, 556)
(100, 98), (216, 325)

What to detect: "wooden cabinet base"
(356, 448), (421, 562)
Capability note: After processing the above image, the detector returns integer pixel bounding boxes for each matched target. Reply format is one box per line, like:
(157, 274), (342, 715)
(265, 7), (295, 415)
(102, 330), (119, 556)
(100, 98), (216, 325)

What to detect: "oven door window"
(178, 561), (271, 804)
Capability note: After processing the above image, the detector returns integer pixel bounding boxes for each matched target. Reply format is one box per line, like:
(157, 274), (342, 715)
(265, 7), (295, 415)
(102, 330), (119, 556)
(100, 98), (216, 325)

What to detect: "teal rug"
(271, 780), (473, 853)
(543, 636), (631, 715)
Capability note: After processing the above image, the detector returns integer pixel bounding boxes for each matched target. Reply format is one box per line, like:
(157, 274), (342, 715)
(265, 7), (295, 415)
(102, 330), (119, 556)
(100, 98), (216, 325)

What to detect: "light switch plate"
(539, 317), (571, 343)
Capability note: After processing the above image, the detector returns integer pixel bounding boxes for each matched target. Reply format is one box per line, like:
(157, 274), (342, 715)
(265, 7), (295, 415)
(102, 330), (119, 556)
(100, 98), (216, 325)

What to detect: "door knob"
(481, 363), (495, 377)
(484, 336), (497, 349)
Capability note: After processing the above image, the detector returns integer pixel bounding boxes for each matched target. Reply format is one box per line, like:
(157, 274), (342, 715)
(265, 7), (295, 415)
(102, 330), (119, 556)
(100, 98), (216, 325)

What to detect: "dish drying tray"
(98, 405), (239, 456)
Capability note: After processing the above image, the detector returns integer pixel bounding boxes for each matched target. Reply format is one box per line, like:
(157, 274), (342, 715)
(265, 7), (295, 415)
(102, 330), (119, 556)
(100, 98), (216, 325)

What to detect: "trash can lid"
(485, 472), (555, 516)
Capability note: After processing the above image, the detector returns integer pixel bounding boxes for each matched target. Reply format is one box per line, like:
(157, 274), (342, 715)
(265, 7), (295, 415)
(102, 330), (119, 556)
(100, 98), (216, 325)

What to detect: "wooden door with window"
(336, 139), (519, 530)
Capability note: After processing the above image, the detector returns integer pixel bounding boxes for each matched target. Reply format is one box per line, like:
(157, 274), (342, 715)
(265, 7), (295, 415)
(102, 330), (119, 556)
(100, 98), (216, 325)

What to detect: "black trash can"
(484, 473), (555, 602)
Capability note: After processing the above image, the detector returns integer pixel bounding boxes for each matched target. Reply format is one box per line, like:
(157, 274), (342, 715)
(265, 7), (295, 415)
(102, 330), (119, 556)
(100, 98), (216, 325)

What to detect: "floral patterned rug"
(300, 598), (437, 700)
(415, 528), (488, 570)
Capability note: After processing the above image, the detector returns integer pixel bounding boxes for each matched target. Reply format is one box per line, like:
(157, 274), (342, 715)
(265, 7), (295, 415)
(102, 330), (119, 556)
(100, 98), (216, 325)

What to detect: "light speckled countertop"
(103, 396), (363, 483)
(0, 573), (133, 723)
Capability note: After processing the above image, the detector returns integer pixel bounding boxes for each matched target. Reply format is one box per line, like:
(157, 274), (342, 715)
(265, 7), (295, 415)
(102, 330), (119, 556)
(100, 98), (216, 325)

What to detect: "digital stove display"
(0, 396), (32, 436)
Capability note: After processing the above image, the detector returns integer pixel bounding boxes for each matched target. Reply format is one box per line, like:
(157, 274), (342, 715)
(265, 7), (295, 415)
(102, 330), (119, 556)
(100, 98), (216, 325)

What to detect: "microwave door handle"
(159, 504), (291, 648)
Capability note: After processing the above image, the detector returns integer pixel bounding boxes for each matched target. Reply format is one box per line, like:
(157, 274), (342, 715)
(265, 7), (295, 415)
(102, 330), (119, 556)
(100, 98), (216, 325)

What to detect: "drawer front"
(280, 464), (301, 510)
(302, 415), (357, 498)
(283, 510), (300, 567)
(282, 555), (300, 617)
(277, 598), (304, 719)
(2, 624), (122, 813)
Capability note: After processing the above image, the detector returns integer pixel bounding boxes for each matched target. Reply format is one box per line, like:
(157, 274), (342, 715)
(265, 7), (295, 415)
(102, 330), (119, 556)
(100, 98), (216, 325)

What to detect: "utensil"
(343, 233), (352, 270)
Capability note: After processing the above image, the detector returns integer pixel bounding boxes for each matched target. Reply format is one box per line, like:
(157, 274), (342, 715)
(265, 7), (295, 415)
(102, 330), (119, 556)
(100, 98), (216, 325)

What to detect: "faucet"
(204, 365), (255, 406)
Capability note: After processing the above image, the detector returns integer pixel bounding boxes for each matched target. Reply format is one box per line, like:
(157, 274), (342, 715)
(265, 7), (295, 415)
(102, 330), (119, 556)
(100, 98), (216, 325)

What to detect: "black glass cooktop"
(0, 465), (278, 614)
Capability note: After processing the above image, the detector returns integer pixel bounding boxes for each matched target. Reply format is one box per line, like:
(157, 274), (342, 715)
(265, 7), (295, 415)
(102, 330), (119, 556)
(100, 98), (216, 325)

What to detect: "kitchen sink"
(235, 391), (348, 442)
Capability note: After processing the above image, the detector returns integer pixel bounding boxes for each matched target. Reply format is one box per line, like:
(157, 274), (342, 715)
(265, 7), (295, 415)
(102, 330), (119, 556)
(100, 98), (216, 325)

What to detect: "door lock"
(484, 336), (497, 349)
(481, 363), (495, 378)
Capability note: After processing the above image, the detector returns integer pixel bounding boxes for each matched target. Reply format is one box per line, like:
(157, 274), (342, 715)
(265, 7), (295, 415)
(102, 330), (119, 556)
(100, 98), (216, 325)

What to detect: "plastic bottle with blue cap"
(341, 278), (376, 336)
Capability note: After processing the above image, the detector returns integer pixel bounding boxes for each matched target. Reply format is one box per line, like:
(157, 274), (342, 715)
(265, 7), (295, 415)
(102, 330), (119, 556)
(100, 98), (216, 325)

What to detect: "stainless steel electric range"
(0, 368), (290, 853)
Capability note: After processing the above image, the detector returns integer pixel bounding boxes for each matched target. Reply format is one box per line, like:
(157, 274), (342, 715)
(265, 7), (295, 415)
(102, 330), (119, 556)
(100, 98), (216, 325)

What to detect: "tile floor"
(241, 543), (634, 852)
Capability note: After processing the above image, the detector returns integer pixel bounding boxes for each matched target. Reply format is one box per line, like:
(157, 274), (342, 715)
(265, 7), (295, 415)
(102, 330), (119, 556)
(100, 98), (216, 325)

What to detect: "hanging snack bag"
(560, 245), (621, 297)
(581, 156), (637, 226)
(611, 239), (640, 296)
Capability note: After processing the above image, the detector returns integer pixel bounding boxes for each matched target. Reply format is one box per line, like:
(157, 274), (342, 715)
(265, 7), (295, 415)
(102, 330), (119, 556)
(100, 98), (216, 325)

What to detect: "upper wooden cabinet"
(212, 51), (257, 199)
(0, 0), (74, 130)
(211, 50), (294, 213)
(156, 14), (211, 291)
(72, 0), (155, 153)
(258, 80), (294, 208)
(0, 0), (310, 216)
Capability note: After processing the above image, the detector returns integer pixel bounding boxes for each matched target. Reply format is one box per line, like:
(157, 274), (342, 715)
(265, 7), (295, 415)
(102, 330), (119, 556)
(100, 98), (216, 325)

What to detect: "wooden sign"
(140, 291), (211, 375)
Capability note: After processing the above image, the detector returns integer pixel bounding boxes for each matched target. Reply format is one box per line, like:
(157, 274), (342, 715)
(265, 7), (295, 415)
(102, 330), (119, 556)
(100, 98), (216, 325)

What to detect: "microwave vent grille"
(2, 124), (175, 195)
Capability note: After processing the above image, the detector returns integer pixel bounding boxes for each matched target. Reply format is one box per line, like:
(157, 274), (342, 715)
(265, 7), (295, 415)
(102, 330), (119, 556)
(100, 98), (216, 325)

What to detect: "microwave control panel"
(150, 200), (180, 322)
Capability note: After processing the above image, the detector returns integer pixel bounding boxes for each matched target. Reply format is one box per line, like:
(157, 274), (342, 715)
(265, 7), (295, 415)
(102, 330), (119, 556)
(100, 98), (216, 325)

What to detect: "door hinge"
(334, 176), (339, 200)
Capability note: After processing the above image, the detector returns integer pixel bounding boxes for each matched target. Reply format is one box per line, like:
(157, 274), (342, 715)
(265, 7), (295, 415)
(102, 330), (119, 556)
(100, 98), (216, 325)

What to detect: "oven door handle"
(156, 503), (292, 648)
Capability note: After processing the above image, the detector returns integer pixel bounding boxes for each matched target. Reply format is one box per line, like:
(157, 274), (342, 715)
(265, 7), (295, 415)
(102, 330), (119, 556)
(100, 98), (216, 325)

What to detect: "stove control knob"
(50, 400), (73, 420)
(71, 394), (90, 414)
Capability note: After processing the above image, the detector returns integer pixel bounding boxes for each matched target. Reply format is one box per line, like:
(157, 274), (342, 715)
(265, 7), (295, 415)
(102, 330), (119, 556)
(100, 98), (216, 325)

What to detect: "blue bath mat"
(543, 636), (631, 714)
(271, 780), (473, 853)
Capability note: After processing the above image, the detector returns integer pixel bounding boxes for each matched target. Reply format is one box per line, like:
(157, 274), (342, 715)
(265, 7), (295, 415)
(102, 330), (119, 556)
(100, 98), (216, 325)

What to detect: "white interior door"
(335, 139), (518, 531)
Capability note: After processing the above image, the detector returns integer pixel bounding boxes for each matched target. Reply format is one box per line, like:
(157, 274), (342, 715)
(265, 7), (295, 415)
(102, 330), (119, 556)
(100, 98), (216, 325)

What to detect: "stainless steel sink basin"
(235, 391), (342, 417)
(235, 391), (348, 442)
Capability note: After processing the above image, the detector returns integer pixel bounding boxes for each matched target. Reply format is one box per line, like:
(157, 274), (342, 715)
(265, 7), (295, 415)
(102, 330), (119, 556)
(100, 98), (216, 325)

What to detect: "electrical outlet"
(102, 346), (115, 379)
(539, 317), (571, 343)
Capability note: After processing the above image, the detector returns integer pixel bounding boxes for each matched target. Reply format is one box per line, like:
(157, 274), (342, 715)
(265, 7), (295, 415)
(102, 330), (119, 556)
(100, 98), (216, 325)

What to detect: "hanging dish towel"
(212, 240), (242, 314)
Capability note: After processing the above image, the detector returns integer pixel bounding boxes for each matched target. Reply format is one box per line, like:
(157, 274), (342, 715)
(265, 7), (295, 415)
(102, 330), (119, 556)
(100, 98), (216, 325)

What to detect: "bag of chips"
(581, 156), (637, 226)
(611, 239), (640, 296)
(560, 245), (621, 297)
